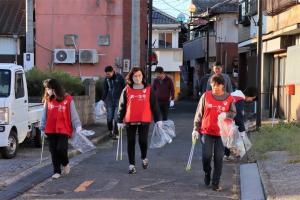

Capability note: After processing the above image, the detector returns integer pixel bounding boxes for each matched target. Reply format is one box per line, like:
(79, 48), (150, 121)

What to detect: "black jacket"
(102, 73), (125, 107)
(117, 85), (161, 124)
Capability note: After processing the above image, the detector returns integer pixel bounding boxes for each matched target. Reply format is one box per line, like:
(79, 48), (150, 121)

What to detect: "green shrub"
(26, 68), (85, 97)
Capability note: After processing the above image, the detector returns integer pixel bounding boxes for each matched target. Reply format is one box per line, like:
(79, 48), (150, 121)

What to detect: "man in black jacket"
(102, 66), (125, 139)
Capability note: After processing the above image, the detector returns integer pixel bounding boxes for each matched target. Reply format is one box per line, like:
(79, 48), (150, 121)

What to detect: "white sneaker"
(52, 173), (61, 179)
(62, 164), (70, 175)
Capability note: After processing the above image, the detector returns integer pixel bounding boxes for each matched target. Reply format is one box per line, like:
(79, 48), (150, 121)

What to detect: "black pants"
(107, 106), (118, 135)
(48, 134), (69, 174)
(201, 134), (225, 186)
(224, 147), (230, 157)
(159, 101), (170, 121)
(126, 124), (149, 165)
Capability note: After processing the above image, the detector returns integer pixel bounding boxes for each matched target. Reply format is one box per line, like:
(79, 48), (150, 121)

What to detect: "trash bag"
(80, 129), (95, 137)
(218, 117), (239, 148)
(235, 135), (246, 158)
(150, 123), (172, 149)
(240, 132), (252, 152)
(162, 120), (176, 138)
(69, 130), (96, 153)
(95, 100), (107, 123)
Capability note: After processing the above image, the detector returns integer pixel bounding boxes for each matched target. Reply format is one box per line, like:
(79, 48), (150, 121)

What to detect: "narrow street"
(15, 101), (238, 200)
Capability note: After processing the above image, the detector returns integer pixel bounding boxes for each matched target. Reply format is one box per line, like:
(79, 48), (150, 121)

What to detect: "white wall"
(250, 14), (268, 38)
(152, 29), (180, 48)
(0, 37), (19, 55)
(153, 50), (183, 72)
(215, 14), (238, 43)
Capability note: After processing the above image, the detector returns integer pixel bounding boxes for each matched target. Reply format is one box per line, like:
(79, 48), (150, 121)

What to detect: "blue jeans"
(106, 106), (118, 134)
(201, 134), (225, 186)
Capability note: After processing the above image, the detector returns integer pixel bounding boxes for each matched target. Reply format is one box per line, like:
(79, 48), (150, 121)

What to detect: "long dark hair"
(42, 78), (66, 102)
(125, 67), (147, 87)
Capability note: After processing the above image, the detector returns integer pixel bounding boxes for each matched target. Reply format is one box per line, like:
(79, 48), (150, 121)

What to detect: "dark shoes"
(204, 173), (211, 186)
(128, 165), (137, 174)
(142, 158), (149, 169)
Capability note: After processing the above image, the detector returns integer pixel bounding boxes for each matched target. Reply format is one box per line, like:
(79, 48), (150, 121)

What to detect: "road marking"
(131, 179), (174, 193)
(74, 180), (94, 192)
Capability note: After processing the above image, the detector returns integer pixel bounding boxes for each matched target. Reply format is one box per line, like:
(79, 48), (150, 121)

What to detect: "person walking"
(224, 87), (257, 160)
(206, 62), (233, 93)
(102, 66), (125, 139)
(197, 68), (211, 97)
(192, 74), (236, 191)
(118, 67), (162, 174)
(152, 66), (175, 121)
(40, 78), (82, 179)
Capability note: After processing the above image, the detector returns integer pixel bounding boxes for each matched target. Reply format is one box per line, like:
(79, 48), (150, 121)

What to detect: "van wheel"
(1, 130), (18, 159)
(33, 128), (42, 148)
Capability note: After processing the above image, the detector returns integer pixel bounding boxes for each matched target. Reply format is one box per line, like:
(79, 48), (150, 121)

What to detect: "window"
(0, 70), (11, 97)
(159, 33), (172, 48)
(64, 34), (78, 46)
(15, 72), (24, 99)
(239, 0), (250, 26)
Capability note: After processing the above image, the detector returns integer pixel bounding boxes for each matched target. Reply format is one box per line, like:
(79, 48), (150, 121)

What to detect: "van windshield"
(0, 69), (11, 97)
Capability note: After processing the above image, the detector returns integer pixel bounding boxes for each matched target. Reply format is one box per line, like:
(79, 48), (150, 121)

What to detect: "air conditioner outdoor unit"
(53, 49), (76, 64)
(79, 49), (99, 64)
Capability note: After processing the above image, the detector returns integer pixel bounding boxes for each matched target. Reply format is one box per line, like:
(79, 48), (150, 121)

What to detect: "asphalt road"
(15, 101), (239, 200)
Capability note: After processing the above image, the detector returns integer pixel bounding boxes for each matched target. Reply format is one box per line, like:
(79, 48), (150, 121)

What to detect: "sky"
(153, 0), (192, 19)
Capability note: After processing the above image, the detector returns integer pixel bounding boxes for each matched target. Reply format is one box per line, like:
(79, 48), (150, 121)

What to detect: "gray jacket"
(40, 100), (81, 133)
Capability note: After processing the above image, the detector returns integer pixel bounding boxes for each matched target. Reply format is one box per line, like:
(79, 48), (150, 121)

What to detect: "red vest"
(201, 91), (234, 136)
(45, 95), (73, 137)
(124, 86), (152, 123)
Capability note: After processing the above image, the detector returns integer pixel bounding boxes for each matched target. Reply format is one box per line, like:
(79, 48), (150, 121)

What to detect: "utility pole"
(147, 0), (153, 83)
(131, 0), (141, 68)
(256, 0), (262, 129)
(206, 8), (210, 70)
(25, 0), (34, 53)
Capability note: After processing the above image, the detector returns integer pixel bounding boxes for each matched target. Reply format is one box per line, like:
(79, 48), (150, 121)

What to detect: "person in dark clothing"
(193, 74), (236, 191)
(206, 62), (233, 93)
(197, 68), (211, 97)
(153, 66), (175, 121)
(117, 67), (162, 174)
(224, 87), (257, 160)
(102, 66), (125, 139)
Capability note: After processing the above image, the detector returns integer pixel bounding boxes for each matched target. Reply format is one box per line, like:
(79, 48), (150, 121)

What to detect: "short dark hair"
(104, 65), (113, 72)
(126, 67), (147, 86)
(210, 74), (225, 85)
(244, 87), (257, 98)
(155, 66), (164, 73)
(213, 62), (222, 68)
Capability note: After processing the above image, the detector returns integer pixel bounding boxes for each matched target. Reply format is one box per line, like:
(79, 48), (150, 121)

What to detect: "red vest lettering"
(124, 86), (152, 123)
(201, 91), (234, 136)
(45, 95), (73, 137)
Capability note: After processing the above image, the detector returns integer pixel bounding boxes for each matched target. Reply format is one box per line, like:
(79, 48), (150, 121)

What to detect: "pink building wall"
(35, 0), (123, 77)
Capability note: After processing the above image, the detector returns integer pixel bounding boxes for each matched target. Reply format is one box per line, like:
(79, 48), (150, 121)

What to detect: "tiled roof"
(152, 7), (179, 24)
(0, 0), (25, 35)
(193, 0), (238, 14)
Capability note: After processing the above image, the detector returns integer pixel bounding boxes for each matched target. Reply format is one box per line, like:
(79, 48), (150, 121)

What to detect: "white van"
(0, 63), (43, 158)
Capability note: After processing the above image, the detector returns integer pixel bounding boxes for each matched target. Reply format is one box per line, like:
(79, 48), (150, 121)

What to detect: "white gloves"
(192, 130), (199, 140)
(218, 112), (227, 121)
(41, 131), (47, 138)
(170, 100), (175, 107)
(117, 123), (125, 130)
(76, 126), (82, 133)
(240, 131), (246, 137)
(156, 121), (163, 128)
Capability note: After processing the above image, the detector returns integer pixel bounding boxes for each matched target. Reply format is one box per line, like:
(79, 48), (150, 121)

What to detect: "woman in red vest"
(40, 79), (82, 179)
(118, 67), (162, 174)
(192, 74), (236, 191)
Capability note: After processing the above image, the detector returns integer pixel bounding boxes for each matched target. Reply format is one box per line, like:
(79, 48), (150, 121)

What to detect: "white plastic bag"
(95, 100), (107, 123)
(162, 120), (176, 138)
(150, 123), (172, 149)
(80, 129), (95, 137)
(240, 132), (252, 152)
(69, 130), (96, 153)
(218, 117), (239, 148)
(236, 135), (246, 158)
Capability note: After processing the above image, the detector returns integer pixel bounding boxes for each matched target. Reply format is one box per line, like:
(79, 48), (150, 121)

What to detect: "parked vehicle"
(0, 63), (43, 159)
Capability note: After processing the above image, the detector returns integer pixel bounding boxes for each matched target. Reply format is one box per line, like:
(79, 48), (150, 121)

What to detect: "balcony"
(265, 0), (299, 16)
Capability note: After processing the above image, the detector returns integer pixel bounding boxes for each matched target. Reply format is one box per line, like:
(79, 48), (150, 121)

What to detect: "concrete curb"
(257, 160), (276, 200)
